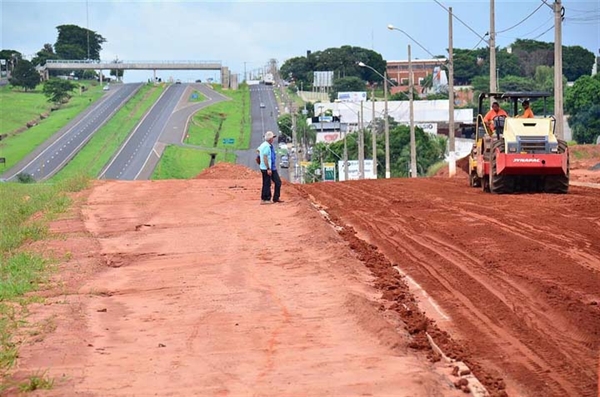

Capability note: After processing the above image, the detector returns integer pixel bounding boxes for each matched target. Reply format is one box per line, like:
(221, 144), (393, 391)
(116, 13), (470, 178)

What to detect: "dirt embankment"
(302, 178), (600, 397)
(8, 163), (465, 397)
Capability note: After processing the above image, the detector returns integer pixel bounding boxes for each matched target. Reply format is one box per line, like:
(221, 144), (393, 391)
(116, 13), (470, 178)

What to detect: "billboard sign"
(338, 159), (377, 181)
(337, 91), (367, 103)
(313, 71), (334, 88)
(323, 163), (336, 182)
(316, 132), (342, 143)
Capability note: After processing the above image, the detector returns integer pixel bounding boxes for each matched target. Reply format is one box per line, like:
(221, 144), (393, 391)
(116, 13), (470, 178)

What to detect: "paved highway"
(100, 84), (187, 180)
(3, 83), (142, 181)
(134, 83), (230, 179)
(237, 84), (289, 181)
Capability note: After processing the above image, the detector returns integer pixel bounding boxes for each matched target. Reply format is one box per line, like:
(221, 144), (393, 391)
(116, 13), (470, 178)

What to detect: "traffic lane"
(159, 83), (230, 145)
(135, 84), (231, 180)
(101, 84), (186, 180)
(5, 83), (142, 181)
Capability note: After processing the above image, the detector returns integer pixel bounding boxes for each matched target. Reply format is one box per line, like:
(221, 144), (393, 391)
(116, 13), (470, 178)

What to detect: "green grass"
(152, 145), (236, 179)
(186, 84), (251, 150)
(189, 90), (205, 102)
(0, 175), (89, 383)
(0, 83), (104, 170)
(18, 371), (54, 392)
(426, 160), (447, 177)
(51, 84), (165, 181)
(154, 84), (249, 178)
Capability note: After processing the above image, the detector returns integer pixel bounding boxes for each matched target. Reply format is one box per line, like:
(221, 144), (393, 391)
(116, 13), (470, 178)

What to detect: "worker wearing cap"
(518, 100), (534, 118)
(257, 131), (283, 204)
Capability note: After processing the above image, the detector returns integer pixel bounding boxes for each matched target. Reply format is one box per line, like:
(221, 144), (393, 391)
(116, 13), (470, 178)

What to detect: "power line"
(433, 0), (489, 44)
(497, 2), (545, 34)
(532, 25), (554, 40)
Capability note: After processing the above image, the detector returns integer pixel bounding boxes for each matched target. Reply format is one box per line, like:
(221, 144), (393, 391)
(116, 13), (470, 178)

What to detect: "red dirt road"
(10, 166), (467, 396)
(302, 178), (600, 397)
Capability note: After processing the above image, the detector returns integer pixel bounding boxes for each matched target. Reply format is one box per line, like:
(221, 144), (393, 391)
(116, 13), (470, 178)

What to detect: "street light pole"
(448, 7), (456, 177)
(554, 0), (564, 140)
(359, 100), (365, 179)
(408, 44), (417, 178)
(371, 88), (377, 176)
(384, 72), (390, 179)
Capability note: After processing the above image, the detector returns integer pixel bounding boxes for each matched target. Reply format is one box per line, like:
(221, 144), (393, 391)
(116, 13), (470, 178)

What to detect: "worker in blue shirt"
(257, 131), (283, 204)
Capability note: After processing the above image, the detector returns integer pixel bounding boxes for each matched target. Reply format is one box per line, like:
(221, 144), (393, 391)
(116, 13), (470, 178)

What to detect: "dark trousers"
(271, 170), (282, 202)
(260, 170), (282, 201)
(261, 170), (272, 201)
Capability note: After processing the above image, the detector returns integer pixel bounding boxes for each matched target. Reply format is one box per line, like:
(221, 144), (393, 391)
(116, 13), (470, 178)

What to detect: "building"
(386, 58), (446, 94)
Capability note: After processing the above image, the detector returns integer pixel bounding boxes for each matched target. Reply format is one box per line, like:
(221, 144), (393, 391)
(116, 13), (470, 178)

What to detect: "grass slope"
(0, 84), (104, 170)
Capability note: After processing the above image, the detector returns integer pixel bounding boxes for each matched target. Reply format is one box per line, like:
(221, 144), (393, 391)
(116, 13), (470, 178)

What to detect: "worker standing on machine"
(517, 100), (534, 118)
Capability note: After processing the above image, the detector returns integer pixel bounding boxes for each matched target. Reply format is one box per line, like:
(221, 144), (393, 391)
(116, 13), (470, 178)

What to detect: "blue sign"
(222, 138), (235, 144)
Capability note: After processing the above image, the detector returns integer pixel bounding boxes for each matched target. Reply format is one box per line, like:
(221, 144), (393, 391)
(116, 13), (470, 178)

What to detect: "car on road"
(103, 85), (110, 91)
(175, 79), (181, 84)
(280, 155), (290, 169)
(260, 103), (266, 108)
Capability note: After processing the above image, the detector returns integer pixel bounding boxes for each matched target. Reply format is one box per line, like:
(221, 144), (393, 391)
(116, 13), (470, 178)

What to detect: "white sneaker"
(260, 200), (273, 205)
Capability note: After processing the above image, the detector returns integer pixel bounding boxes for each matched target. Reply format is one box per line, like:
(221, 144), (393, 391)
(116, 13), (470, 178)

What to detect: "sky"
(2, 0), (599, 83)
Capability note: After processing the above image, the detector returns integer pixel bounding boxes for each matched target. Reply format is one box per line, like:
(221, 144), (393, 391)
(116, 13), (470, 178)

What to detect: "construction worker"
(518, 100), (534, 118)
(483, 102), (508, 137)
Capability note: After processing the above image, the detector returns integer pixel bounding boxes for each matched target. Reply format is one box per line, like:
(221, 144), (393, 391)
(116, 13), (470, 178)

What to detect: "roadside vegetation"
(0, 83), (104, 170)
(0, 175), (89, 392)
(52, 83), (166, 181)
(152, 84), (250, 179)
(152, 146), (235, 179)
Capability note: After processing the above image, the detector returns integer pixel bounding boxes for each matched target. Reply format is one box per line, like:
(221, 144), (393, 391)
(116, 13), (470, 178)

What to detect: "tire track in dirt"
(300, 179), (600, 397)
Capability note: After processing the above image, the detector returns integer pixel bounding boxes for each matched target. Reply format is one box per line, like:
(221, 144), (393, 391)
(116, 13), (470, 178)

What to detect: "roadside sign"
(323, 162), (336, 182)
(222, 138), (235, 144)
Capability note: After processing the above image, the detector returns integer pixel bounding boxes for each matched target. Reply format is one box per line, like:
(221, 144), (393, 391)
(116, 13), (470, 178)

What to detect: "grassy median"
(52, 83), (166, 181)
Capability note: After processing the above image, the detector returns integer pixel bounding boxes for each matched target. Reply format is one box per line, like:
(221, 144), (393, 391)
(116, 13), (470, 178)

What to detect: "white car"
(102, 85), (110, 91)
(259, 103), (266, 108)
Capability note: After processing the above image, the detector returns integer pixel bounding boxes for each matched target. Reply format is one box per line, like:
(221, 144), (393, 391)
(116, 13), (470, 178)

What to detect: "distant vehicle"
(195, 79), (202, 83)
(260, 103), (266, 108)
(103, 85), (110, 91)
(278, 142), (287, 150)
(175, 79), (181, 84)
(280, 155), (290, 168)
(263, 73), (274, 86)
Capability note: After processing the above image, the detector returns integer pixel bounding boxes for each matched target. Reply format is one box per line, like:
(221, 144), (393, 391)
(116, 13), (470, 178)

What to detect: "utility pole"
(384, 71), (390, 179)
(448, 6), (456, 177)
(343, 121), (349, 181)
(86, 0), (90, 60)
(371, 88), (377, 177)
(291, 99), (298, 183)
(490, 0), (497, 93)
(554, 0), (564, 140)
(359, 100), (365, 179)
(409, 44), (417, 178)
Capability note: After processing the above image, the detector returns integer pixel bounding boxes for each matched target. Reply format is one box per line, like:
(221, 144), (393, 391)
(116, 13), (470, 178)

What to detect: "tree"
(330, 76), (366, 102)
(498, 75), (536, 92)
(564, 74), (600, 115)
(9, 59), (40, 90)
(54, 24), (106, 60)
(0, 49), (23, 75)
(31, 43), (59, 67)
(280, 46), (386, 90)
(562, 45), (595, 82)
(43, 78), (78, 105)
(569, 105), (600, 144)
(277, 114), (293, 141)
(565, 74), (600, 143)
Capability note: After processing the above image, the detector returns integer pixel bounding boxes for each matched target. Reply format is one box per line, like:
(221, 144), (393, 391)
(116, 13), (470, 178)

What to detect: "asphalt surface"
(100, 84), (187, 180)
(2, 83), (142, 181)
(135, 83), (230, 179)
(237, 84), (290, 181)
